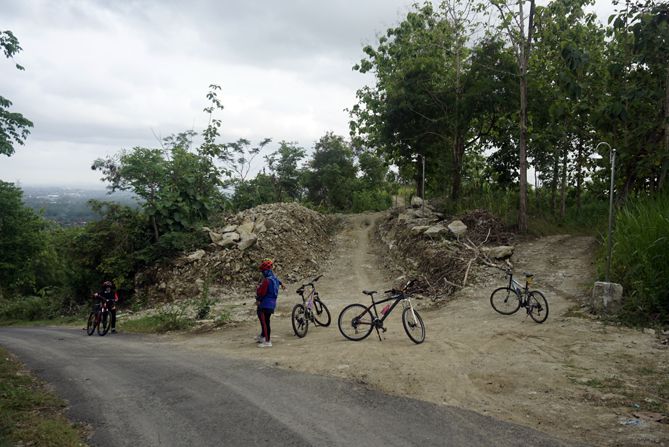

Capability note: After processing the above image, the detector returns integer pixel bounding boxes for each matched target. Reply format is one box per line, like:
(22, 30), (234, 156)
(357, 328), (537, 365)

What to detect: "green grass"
(122, 304), (193, 333)
(0, 347), (86, 446)
(603, 193), (669, 324)
(0, 316), (83, 327)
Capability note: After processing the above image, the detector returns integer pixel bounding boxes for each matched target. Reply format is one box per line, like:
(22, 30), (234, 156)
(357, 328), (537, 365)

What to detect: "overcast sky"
(1, 0), (617, 188)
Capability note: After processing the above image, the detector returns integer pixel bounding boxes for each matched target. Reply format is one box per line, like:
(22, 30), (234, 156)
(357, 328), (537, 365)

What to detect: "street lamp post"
(595, 142), (616, 282)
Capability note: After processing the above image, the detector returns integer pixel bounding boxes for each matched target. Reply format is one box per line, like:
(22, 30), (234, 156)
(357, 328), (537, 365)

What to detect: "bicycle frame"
(363, 291), (416, 327)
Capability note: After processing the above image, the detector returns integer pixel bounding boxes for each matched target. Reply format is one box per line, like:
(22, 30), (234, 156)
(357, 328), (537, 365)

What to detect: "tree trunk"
(560, 145), (568, 220)
(551, 150), (559, 213)
(451, 137), (465, 201)
(151, 215), (160, 242)
(659, 66), (669, 190)
(575, 138), (583, 212)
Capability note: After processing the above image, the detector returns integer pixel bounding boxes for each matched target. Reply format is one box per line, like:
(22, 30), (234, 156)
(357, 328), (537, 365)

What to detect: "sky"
(1, 0), (618, 188)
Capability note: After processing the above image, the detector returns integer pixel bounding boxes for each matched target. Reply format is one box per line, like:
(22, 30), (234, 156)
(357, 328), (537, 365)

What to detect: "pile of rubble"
(377, 197), (514, 299)
(135, 203), (337, 302)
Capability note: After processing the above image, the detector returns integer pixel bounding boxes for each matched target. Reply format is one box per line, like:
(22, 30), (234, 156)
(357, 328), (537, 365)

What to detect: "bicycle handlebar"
(296, 275), (324, 295)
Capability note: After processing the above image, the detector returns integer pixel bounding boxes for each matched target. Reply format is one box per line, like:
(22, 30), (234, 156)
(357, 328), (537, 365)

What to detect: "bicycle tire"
(338, 304), (374, 341)
(312, 298), (331, 327)
(86, 312), (97, 336)
(98, 311), (111, 336)
(528, 290), (549, 323)
(291, 303), (309, 338)
(402, 307), (425, 344)
(490, 287), (521, 315)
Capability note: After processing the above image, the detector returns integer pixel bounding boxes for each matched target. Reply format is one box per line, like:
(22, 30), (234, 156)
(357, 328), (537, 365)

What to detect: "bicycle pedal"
(382, 328), (387, 333)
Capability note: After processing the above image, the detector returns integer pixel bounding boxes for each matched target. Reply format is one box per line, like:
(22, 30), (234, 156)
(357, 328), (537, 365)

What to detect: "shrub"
(604, 193), (669, 324)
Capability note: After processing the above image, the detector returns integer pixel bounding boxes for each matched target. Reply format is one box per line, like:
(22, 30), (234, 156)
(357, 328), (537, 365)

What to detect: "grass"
(122, 303), (193, 333)
(0, 316), (83, 328)
(0, 347), (86, 446)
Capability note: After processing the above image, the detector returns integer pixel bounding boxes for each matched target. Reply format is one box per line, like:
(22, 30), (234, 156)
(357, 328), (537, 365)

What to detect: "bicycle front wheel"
(98, 311), (111, 336)
(490, 287), (521, 315)
(291, 304), (309, 338)
(312, 299), (331, 327)
(86, 313), (97, 336)
(338, 304), (374, 341)
(402, 307), (425, 344)
(528, 291), (549, 323)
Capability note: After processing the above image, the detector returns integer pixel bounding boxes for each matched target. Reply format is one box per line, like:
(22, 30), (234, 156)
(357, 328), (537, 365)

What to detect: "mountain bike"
(490, 269), (549, 323)
(338, 279), (425, 344)
(86, 296), (112, 336)
(291, 274), (331, 338)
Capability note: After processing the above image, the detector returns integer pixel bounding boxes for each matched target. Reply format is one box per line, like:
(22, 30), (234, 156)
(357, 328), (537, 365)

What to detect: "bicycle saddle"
(524, 272), (534, 277)
(362, 290), (377, 295)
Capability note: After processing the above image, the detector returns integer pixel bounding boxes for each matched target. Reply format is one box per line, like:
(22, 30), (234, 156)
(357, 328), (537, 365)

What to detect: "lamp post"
(595, 141), (616, 282)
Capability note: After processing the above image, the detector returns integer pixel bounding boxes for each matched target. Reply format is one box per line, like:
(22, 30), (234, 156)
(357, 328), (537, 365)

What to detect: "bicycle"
(291, 274), (331, 338)
(86, 296), (112, 336)
(337, 279), (425, 344)
(490, 269), (549, 323)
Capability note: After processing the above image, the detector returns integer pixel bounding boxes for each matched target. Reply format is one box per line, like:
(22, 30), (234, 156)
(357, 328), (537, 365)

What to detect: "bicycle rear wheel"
(312, 299), (331, 327)
(338, 304), (374, 341)
(490, 287), (521, 315)
(291, 304), (309, 338)
(86, 313), (97, 336)
(98, 311), (111, 336)
(402, 307), (425, 344)
(528, 291), (549, 323)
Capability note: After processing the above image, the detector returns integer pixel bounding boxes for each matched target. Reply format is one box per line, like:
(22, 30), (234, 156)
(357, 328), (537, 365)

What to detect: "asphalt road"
(0, 327), (580, 447)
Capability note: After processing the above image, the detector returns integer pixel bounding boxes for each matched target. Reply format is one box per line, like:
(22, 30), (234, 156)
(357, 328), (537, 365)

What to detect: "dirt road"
(178, 214), (669, 447)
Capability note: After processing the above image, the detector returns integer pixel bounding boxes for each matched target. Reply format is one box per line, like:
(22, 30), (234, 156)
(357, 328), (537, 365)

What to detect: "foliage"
(0, 182), (56, 296)
(265, 141), (306, 202)
(605, 193), (669, 324)
(0, 30), (33, 157)
(303, 133), (358, 211)
(123, 303), (193, 333)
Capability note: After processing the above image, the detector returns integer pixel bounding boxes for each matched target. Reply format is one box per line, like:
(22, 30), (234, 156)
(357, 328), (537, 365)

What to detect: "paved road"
(0, 327), (580, 447)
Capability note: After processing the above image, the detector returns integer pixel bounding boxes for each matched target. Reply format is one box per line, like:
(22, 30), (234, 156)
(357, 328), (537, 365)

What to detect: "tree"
(304, 133), (358, 210)
(265, 141), (306, 202)
(1, 30), (33, 156)
(0, 182), (46, 295)
(490, 0), (537, 232)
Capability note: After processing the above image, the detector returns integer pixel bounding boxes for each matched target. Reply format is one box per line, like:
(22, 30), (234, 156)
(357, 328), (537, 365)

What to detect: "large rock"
(237, 233), (258, 251)
(237, 220), (255, 235)
(591, 281), (624, 313)
(482, 245), (515, 259)
(221, 225), (238, 233)
(411, 196), (424, 208)
(424, 225), (448, 237)
(410, 225), (431, 235)
(186, 249), (206, 262)
(216, 232), (240, 248)
(447, 220), (468, 237)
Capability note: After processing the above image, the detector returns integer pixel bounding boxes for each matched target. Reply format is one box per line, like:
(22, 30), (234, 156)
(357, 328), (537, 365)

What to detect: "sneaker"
(255, 335), (265, 343)
(257, 341), (272, 348)
(111, 329), (117, 334)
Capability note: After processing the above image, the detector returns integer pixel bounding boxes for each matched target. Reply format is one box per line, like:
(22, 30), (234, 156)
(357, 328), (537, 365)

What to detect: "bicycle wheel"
(291, 304), (309, 338)
(527, 291), (549, 323)
(490, 287), (521, 315)
(402, 307), (425, 344)
(86, 313), (97, 336)
(312, 298), (331, 327)
(98, 311), (111, 336)
(338, 304), (374, 341)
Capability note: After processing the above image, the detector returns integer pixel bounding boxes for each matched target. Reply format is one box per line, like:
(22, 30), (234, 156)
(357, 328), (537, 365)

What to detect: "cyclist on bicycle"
(255, 259), (286, 348)
(94, 280), (119, 334)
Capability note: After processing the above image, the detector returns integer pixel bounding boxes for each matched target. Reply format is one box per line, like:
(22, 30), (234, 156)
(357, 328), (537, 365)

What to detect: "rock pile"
(135, 203), (337, 302)
(377, 202), (513, 299)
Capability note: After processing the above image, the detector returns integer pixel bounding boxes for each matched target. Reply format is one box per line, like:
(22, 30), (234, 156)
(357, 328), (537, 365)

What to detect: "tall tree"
(0, 30), (33, 157)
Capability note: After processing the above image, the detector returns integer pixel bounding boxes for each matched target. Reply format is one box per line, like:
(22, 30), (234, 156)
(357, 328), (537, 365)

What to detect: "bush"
(351, 189), (392, 212)
(0, 295), (60, 321)
(604, 193), (669, 324)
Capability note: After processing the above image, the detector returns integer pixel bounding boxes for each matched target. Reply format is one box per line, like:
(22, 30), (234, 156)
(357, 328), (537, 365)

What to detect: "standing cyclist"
(95, 281), (119, 334)
(255, 259), (285, 348)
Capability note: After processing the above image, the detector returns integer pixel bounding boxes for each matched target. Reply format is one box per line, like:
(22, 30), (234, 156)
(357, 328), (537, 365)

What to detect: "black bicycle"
(291, 274), (331, 338)
(86, 296), (112, 336)
(490, 269), (549, 323)
(338, 279), (425, 344)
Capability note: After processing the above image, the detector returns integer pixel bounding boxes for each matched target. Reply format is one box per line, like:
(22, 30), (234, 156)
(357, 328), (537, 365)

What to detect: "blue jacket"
(256, 270), (282, 310)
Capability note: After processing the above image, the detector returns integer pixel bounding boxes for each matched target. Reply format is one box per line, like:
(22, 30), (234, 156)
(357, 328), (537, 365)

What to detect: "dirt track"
(174, 213), (669, 447)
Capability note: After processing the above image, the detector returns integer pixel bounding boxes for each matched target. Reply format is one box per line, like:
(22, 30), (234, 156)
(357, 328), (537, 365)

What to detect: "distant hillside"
(21, 186), (139, 226)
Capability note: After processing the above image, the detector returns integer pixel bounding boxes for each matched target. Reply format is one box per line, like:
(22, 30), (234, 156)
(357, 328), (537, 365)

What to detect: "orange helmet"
(259, 259), (273, 271)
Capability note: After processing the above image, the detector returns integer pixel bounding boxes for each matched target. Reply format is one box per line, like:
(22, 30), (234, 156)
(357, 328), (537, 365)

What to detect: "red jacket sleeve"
(256, 278), (269, 298)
